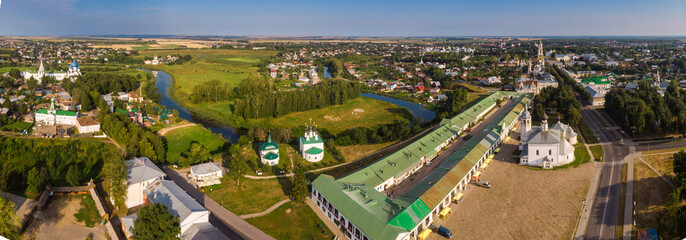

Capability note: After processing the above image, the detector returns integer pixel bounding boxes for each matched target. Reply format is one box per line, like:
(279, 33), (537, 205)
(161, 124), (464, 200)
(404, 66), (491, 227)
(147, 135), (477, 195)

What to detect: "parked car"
(476, 179), (491, 188)
(436, 225), (452, 238)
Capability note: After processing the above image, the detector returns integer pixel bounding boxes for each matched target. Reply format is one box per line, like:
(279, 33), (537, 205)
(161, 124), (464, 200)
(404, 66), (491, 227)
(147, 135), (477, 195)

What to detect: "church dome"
(542, 113), (548, 120)
(70, 60), (80, 68)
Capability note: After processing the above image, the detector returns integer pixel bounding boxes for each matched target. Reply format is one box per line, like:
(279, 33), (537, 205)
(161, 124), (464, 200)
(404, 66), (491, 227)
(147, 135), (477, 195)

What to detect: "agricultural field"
(164, 125), (226, 165)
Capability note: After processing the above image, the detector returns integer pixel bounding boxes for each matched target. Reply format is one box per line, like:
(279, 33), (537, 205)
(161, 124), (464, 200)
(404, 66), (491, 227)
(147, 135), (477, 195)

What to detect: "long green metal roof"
(312, 91), (533, 240)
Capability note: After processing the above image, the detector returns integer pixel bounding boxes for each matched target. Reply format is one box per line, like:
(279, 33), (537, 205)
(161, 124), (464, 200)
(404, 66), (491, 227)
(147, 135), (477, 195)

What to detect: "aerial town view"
(1, 1), (686, 240)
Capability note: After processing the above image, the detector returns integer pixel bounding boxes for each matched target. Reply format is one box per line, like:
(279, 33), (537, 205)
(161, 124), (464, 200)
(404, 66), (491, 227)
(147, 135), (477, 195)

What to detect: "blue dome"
(70, 60), (79, 68)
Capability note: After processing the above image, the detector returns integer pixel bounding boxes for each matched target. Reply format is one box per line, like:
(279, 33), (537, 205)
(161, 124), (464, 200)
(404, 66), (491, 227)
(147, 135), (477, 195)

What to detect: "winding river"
(150, 70), (435, 142)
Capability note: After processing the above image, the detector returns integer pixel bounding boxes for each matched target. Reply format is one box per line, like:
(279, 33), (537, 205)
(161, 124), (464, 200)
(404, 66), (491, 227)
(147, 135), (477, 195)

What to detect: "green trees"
(224, 145), (250, 186)
(66, 164), (81, 186)
(289, 163), (308, 203)
(132, 203), (181, 240)
(233, 81), (362, 119)
(8, 68), (21, 79)
(187, 142), (210, 166)
(102, 157), (127, 209)
(444, 88), (469, 116)
(27, 167), (49, 193)
(99, 113), (166, 162)
(0, 137), (120, 195)
(674, 150), (686, 189)
(0, 196), (21, 240)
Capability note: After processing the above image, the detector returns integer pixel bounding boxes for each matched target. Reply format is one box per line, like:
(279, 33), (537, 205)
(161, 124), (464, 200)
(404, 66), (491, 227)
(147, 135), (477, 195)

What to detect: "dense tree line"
(234, 81), (362, 119)
(64, 73), (139, 95)
(332, 119), (422, 146)
(604, 80), (683, 135)
(533, 85), (582, 127)
(0, 137), (123, 196)
(99, 112), (166, 162)
(549, 65), (591, 102)
(438, 89), (469, 119)
(659, 150), (686, 238)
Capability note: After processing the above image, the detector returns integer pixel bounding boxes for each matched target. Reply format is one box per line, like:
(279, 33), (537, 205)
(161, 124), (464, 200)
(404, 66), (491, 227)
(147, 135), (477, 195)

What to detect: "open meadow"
(164, 125), (226, 165)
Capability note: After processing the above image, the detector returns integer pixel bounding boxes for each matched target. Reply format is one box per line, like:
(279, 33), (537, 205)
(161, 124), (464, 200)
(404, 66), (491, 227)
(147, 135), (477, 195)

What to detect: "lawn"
(590, 145), (604, 161)
(73, 195), (100, 227)
(578, 119), (599, 144)
(337, 141), (396, 163)
(1, 121), (33, 132)
(246, 201), (333, 240)
(262, 97), (412, 135)
(205, 177), (291, 215)
(164, 125), (226, 165)
(548, 144), (591, 170)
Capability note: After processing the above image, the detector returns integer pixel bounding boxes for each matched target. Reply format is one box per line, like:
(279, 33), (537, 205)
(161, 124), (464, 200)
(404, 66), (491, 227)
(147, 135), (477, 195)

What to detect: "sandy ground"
(429, 131), (594, 240)
(23, 196), (107, 240)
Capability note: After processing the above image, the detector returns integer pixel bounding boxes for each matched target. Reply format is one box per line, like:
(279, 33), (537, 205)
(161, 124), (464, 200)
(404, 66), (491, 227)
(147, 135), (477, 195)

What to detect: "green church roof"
(264, 152), (279, 160)
(36, 109), (77, 117)
(305, 147), (323, 155)
(300, 135), (324, 145)
(260, 141), (279, 151)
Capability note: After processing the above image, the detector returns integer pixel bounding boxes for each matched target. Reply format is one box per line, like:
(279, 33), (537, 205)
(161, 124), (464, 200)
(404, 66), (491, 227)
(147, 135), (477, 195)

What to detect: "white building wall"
(125, 178), (160, 208)
(180, 211), (210, 235)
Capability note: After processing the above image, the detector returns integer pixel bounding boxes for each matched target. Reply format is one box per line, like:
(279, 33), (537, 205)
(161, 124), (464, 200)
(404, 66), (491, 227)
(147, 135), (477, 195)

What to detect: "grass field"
(73, 195), (100, 228)
(590, 145), (604, 161)
(205, 177), (291, 215)
(245, 201), (333, 239)
(337, 142), (396, 163)
(633, 154), (676, 231)
(578, 119), (599, 144)
(135, 49), (276, 125)
(1, 121), (33, 132)
(262, 97), (412, 135)
(164, 125), (226, 165)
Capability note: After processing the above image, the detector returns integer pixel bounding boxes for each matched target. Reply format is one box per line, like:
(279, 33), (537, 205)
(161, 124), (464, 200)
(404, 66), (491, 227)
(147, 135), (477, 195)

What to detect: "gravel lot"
(23, 196), (107, 240)
(429, 130), (595, 240)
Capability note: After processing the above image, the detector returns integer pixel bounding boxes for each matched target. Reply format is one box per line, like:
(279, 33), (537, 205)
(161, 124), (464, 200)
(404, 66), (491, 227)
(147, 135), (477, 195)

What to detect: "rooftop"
(190, 162), (222, 176)
(125, 157), (165, 185)
(144, 179), (208, 223)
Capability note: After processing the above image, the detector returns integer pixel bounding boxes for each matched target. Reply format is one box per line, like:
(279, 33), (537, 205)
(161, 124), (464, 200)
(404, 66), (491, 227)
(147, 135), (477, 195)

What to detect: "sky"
(0, 0), (685, 36)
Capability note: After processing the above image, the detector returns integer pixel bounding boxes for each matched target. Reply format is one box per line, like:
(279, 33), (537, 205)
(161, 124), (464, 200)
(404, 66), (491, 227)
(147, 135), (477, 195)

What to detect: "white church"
(23, 60), (81, 82)
(519, 105), (577, 169)
(259, 135), (280, 166)
(299, 124), (324, 162)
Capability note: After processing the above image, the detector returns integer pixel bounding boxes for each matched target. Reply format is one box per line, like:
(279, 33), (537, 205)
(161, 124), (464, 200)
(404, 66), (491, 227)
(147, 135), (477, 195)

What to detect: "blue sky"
(0, 0), (685, 36)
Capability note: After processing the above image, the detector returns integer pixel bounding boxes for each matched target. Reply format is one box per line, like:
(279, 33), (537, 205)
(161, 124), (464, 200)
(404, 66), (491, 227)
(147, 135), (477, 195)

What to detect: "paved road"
(635, 140), (686, 152)
(579, 108), (629, 240)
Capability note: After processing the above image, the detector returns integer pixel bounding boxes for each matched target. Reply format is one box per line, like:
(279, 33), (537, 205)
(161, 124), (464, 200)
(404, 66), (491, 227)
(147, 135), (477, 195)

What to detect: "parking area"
(429, 130), (595, 240)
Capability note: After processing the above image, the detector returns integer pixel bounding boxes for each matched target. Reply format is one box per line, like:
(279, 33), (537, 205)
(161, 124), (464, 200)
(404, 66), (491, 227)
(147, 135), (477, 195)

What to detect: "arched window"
(549, 150), (552, 155)
(536, 150), (539, 156)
